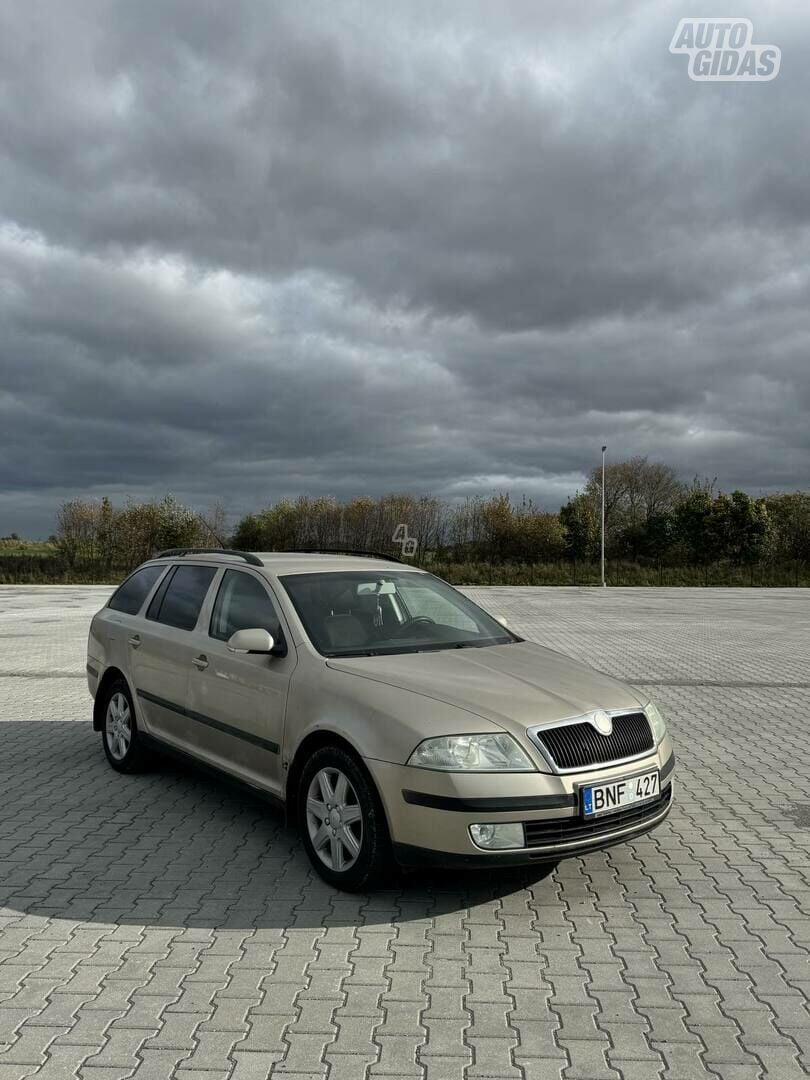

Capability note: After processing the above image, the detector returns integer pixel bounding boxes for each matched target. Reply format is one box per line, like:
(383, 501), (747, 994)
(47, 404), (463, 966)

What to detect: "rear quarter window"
(107, 565), (164, 616)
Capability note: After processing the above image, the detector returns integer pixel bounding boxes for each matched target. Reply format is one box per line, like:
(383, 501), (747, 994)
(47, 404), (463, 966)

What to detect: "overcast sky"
(1, 1), (808, 536)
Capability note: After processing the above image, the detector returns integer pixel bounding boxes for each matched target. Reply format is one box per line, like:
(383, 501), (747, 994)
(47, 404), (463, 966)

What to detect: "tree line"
(4, 457), (807, 584)
(230, 460), (808, 569)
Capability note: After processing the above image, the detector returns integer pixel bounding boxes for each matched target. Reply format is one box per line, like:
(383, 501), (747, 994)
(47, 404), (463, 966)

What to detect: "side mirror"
(227, 628), (275, 654)
(497, 616), (509, 628)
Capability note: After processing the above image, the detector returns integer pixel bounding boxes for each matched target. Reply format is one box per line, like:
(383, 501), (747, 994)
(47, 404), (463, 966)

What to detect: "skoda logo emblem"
(592, 710), (613, 736)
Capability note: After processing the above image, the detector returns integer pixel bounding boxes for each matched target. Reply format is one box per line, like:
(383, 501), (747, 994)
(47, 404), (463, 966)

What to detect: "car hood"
(325, 640), (644, 736)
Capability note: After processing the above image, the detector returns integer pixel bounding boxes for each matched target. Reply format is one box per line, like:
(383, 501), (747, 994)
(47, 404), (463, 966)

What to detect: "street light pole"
(601, 445), (607, 588)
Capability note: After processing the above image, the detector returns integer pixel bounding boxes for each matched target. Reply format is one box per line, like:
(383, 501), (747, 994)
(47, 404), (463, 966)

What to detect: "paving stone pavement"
(0, 585), (809, 1080)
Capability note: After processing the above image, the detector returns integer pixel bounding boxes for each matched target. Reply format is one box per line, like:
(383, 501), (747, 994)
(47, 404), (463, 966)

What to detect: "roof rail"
(282, 548), (404, 564)
(156, 547), (263, 567)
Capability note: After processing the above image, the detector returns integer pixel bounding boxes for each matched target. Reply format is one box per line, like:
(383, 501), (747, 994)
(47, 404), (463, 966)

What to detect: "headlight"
(407, 733), (535, 772)
(645, 701), (668, 745)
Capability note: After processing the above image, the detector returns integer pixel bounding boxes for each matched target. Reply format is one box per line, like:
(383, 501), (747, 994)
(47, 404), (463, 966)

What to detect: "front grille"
(524, 783), (672, 848)
(532, 711), (654, 771)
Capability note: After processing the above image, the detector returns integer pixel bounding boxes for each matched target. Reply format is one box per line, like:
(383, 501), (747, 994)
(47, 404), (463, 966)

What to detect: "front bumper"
(366, 743), (674, 868)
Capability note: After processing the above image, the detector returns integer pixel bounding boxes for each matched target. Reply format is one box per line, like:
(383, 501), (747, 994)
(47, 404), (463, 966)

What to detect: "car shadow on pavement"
(0, 722), (557, 930)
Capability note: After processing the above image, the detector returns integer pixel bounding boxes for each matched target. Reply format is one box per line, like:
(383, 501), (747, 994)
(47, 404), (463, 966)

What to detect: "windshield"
(280, 570), (520, 657)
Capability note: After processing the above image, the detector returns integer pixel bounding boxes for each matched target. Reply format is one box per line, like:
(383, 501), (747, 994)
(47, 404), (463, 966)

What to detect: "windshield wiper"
(326, 637), (516, 658)
(410, 641), (490, 652)
(328, 645), (425, 657)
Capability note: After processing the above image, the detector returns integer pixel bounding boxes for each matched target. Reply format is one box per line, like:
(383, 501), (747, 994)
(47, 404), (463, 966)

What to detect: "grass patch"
(0, 552), (807, 587)
(428, 560), (810, 587)
(0, 539), (58, 556)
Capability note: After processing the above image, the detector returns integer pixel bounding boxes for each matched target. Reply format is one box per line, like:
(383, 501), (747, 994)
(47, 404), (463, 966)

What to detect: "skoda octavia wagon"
(87, 549), (674, 889)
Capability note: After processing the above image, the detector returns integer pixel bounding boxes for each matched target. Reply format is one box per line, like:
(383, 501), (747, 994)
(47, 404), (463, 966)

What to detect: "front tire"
(298, 746), (391, 891)
(101, 679), (151, 773)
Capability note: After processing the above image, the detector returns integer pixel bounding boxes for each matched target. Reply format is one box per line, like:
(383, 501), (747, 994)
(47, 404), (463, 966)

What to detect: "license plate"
(582, 769), (659, 818)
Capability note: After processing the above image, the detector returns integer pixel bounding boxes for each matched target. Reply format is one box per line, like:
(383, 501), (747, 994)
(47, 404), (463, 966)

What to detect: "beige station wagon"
(87, 549), (674, 890)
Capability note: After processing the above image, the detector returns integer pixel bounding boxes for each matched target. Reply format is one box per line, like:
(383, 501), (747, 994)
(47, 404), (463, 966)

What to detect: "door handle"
(191, 655), (209, 670)
(128, 635), (141, 648)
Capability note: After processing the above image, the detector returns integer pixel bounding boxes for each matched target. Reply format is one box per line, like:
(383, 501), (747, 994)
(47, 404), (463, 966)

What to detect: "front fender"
(285, 663), (507, 769)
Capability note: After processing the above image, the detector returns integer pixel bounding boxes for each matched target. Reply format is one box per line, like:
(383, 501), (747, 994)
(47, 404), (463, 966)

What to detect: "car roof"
(147, 551), (426, 576)
(254, 552), (425, 576)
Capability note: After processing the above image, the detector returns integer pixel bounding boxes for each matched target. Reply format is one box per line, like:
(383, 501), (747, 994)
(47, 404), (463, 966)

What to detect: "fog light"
(469, 823), (525, 850)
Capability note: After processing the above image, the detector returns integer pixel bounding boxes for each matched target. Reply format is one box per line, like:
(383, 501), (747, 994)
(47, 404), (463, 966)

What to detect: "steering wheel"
(392, 615), (436, 637)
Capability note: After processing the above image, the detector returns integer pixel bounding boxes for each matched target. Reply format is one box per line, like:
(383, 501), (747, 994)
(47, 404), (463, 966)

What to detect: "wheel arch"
(285, 730), (391, 831)
(92, 666), (132, 730)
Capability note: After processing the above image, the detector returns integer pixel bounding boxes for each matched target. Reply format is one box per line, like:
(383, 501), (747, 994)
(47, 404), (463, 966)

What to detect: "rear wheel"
(298, 746), (391, 891)
(101, 679), (151, 773)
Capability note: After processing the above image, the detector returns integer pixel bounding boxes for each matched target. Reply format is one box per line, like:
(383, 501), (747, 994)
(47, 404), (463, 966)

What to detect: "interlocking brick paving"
(1, 585), (809, 1079)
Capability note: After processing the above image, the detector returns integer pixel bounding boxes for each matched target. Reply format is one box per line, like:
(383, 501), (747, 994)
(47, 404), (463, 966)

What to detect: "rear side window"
(148, 565), (217, 631)
(108, 565), (163, 616)
(209, 569), (282, 642)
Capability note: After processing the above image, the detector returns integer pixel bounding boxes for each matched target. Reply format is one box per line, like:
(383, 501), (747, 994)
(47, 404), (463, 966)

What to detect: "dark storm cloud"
(1, 0), (808, 534)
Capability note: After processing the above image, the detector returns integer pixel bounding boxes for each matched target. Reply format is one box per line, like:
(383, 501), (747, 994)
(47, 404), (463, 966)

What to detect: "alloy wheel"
(305, 767), (364, 872)
(105, 691), (132, 762)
